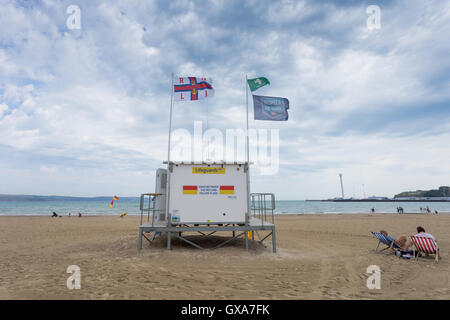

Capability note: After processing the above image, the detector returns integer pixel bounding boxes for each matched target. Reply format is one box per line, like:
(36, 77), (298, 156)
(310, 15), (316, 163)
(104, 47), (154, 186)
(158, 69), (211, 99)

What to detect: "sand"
(0, 214), (449, 300)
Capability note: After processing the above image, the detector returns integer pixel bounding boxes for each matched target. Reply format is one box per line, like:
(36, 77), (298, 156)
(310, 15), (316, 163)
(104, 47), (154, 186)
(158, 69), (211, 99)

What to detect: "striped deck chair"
(410, 235), (440, 263)
(372, 232), (400, 252)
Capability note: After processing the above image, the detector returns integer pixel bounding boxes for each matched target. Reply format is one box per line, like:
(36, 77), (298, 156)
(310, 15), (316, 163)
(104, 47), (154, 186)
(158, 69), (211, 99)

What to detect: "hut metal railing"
(139, 193), (164, 226)
(250, 193), (275, 227)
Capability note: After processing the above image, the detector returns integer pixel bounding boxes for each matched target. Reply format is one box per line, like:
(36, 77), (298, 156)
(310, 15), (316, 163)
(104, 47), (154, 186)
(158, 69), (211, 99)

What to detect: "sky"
(0, 0), (449, 199)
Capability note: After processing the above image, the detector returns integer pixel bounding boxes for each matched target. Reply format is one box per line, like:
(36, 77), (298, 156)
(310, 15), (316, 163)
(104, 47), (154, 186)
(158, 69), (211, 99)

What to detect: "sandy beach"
(0, 214), (449, 300)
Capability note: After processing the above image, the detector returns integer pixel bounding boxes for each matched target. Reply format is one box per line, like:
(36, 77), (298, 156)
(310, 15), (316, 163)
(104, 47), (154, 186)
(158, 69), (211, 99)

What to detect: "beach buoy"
(120, 212), (127, 218)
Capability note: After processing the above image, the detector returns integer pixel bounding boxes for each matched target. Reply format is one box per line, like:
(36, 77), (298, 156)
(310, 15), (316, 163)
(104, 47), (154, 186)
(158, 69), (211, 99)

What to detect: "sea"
(1, 198), (450, 216)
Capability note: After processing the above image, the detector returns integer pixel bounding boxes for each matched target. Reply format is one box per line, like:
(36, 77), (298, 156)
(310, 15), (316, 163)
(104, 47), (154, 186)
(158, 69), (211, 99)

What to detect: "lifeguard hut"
(137, 76), (276, 252)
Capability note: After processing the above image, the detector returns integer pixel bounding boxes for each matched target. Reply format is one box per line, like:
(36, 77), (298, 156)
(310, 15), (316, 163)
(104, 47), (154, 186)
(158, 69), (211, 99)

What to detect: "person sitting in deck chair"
(405, 226), (435, 250)
(380, 230), (407, 249)
(395, 226), (436, 259)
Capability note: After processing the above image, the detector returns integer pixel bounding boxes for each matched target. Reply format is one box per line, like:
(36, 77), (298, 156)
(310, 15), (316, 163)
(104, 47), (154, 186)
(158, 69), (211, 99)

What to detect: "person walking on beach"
(371, 207), (375, 213)
(78, 212), (82, 217)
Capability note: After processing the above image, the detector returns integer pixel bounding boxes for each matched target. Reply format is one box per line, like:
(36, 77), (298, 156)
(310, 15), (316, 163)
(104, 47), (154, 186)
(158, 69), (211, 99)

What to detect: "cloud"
(0, 103), (8, 117)
(0, 0), (449, 198)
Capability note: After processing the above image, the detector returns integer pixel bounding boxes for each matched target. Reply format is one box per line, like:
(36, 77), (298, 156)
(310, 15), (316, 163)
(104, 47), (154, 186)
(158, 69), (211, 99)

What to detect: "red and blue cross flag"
(173, 77), (214, 101)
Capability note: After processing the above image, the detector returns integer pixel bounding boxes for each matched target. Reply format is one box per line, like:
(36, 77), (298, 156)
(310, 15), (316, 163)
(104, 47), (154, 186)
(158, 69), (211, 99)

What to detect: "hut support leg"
(138, 229), (143, 251)
(245, 230), (248, 250)
(167, 231), (171, 250)
(272, 228), (277, 253)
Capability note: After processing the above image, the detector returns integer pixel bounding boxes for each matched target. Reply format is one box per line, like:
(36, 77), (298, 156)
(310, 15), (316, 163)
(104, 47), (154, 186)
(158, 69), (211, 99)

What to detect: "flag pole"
(246, 75), (249, 163)
(167, 73), (174, 163)
(206, 92), (209, 161)
(165, 73), (174, 224)
(245, 74), (250, 227)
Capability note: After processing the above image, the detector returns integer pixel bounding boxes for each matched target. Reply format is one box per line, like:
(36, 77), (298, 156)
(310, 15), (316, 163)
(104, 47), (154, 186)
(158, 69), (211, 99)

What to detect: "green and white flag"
(247, 77), (270, 92)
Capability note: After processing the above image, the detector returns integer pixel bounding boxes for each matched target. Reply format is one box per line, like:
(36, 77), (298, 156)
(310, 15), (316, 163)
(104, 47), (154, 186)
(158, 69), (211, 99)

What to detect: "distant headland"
(0, 194), (139, 202)
(394, 186), (450, 199)
(308, 186), (450, 202)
